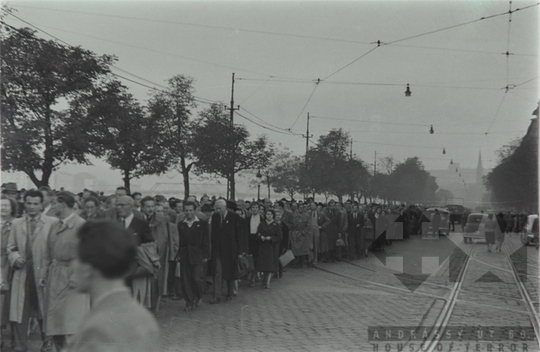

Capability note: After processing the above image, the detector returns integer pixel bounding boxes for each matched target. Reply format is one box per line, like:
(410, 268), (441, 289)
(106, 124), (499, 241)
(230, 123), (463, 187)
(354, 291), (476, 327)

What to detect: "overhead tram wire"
(485, 92), (508, 135)
(289, 81), (321, 129)
(14, 4), (539, 58)
(383, 2), (539, 46)
(310, 115), (428, 127)
(319, 2), (538, 81)
(5, 18), (288, 79)
(1, 14), (220, 106)
(239, 107), (298, 133)
(235, 112), (301, 136)
(13, 4), (374, 46)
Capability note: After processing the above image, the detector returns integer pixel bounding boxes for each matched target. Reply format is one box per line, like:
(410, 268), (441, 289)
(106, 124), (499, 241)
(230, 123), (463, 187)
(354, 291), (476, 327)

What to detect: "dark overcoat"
(210, 211), (245, 281)
(256, 220), (282, 273)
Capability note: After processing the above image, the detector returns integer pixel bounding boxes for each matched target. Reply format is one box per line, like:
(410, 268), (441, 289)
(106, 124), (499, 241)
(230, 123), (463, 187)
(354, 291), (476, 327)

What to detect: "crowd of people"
(0, 181), (536, 351)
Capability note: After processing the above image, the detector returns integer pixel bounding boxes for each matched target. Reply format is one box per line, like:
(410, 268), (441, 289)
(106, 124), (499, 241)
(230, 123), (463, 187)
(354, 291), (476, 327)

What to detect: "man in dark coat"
(177, 202), (210, 311)
(209, 199), (245, 303)
(116, 196), (156, 308)
(347, 204), (364, 259)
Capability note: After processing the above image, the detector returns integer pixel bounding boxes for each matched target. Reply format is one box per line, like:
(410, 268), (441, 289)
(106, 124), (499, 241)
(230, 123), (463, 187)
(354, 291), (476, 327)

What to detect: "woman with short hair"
(256, 209), (282, 289)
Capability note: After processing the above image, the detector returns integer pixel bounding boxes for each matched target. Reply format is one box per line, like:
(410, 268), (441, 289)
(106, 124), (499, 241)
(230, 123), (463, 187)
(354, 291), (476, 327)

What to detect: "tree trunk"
(230, 172), (236, 200)
(26, 170), (47, 188)
(267, 178), (271, 199)
(181, 160), (194, 200)
(337, 195), (343, 203)
(123, 169), (131, 194)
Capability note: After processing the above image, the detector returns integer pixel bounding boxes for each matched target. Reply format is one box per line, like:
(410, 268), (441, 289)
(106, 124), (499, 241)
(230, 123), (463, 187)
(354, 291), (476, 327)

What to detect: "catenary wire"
(289, 82), (320, 129)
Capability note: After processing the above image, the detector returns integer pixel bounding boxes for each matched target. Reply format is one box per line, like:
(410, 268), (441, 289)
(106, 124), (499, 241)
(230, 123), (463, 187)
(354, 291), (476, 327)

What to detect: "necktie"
(29, 218), (37, 237)
(119, 217), (126, 228)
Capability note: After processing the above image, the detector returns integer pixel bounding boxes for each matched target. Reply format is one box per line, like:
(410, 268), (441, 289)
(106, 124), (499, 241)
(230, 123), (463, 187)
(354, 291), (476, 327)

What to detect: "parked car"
(521, 214), (538, 246)
(463, 212), (488, 243)
(424, 208), (450, 236)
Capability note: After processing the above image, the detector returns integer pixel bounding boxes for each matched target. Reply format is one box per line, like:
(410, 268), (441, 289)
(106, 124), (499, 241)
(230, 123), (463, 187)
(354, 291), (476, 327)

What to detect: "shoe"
(195, 298), (202, 307)
(184, 304), (193, 312)
(41, 339), (54, 352)
(264, 284), (270, 289)
(171, 295), (181, 301)
(225, 296), (233, 301)
(278, 271), (283, 278)
(209, 298), (221, 304)
(488, 249), (491, 252)
(249, 282), (256, 288)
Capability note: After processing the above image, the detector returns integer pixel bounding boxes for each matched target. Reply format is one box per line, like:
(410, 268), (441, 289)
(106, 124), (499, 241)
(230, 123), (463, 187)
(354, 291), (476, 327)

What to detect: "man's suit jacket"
(67, 290), (159, 352)
(177, 219), (210, 265)
(348, 212), (364, 236)
(210, 211), (245, 281)
(127, 216), (154, 246)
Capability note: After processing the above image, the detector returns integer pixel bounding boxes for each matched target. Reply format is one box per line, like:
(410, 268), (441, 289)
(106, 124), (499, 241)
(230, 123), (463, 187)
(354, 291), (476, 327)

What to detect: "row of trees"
(484, 106), (538, 212)
(1, 26), (273, 197)
(264, 128), (440, 204)
(1, 22), (441, 203)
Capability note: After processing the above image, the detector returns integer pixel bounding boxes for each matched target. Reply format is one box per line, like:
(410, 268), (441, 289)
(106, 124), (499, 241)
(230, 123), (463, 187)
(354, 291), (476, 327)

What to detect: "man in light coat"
(41, 192), (89, 351)
(7, 190), (56, 352)
(141, 196), (172, 309)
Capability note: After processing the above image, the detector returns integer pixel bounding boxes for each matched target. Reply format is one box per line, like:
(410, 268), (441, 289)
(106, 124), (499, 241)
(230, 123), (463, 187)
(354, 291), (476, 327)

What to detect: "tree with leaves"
(148, 75), (197, 198)
(72, 81), (169, 192)
(267, 149), (302, 200)
(302, 129), (370, 202)
(1, 25), (115, 187)
(388, 157), (438, 204)
(192, 104), (274, 199)
(485, 111), (538, 211)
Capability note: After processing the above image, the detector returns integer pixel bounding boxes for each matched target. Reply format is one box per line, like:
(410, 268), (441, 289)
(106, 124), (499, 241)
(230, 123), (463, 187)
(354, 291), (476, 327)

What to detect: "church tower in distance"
(475, 150), (484, 185)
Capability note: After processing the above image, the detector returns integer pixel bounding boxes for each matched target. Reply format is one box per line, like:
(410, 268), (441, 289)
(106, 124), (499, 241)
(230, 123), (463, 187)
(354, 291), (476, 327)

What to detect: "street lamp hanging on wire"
(443, 147), (446, 154)
(405, 84), (411, 97)
(429, 125), (434, 134)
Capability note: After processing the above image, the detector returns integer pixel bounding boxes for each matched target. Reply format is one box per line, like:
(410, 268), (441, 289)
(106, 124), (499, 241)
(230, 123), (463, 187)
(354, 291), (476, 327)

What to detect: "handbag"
(245, 254), (255, 272)
(279, 249), (295, 267)
(235, 256), (250, 279)
(175, 262), (181, 278)
(336, 233), (346, 247)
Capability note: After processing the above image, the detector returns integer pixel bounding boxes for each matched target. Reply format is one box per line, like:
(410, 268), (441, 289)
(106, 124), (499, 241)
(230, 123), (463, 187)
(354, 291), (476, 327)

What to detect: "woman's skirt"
(485, 231), (496, 244)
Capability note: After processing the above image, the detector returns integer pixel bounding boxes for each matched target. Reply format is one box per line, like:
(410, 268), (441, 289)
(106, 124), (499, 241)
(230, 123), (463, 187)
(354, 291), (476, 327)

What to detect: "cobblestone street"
(156, 232), (538, 352)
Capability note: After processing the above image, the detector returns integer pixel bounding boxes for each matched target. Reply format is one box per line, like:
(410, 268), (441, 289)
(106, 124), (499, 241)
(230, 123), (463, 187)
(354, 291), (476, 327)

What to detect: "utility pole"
(303, 112), (312, 166)
(225, 73), (240, 200)
(350, 139), (353, 160)
(302, 112), (313, 201)
(373, 151), (377, 176)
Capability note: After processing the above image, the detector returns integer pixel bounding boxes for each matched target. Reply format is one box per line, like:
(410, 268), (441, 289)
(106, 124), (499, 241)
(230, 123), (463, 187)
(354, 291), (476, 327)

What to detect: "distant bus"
(446, 204), (465, 227)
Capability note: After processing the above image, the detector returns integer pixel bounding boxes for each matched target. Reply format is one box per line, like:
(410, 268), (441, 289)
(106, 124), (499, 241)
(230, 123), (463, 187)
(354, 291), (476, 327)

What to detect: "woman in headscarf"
(256, 209), (282, 289)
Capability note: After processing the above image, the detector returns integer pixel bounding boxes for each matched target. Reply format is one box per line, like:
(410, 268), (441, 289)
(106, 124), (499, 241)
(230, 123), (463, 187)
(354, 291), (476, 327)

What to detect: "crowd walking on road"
(0, 181), (537, 351)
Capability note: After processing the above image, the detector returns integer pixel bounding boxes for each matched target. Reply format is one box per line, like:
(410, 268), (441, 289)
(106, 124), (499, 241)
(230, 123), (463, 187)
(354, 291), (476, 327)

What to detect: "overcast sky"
(4, 0), (539, 191)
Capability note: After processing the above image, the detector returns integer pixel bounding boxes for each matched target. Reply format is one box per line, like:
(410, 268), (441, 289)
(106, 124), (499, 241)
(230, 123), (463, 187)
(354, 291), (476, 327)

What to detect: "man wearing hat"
(2, 183), (24, 218)
(41, 191), (89, 351)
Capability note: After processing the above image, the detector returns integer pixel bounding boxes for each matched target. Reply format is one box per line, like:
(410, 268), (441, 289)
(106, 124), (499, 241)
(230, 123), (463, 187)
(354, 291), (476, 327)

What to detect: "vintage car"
(423, 208), (450, 237)
(463, 212), (489, 243)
